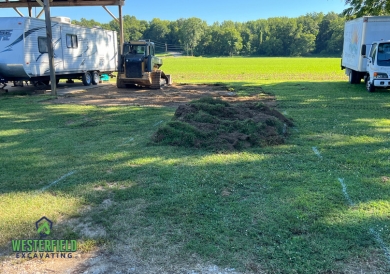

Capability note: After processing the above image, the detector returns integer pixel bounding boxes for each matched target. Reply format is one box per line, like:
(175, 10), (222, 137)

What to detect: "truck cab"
(365, 41), (390, 92)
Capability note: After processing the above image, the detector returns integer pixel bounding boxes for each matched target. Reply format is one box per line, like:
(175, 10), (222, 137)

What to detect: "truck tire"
(82, 72), (92, 86)
(91, 71), (99, 85)
(366, 76), (375, 92)
(349, 70), (360, 84)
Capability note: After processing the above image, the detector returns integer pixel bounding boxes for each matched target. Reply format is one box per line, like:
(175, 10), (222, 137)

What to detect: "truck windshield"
(377, 43), (390, 66)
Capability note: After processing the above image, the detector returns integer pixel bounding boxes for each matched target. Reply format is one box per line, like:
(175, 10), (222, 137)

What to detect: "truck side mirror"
(361, 44), (367, 56)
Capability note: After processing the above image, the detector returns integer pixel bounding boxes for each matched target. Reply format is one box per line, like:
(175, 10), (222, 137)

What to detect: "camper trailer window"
(66, 34), (78, 48)
(38, 37), (48, 53)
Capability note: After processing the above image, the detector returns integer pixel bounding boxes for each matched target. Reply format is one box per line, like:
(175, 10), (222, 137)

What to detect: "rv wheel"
(92, 71), (99, 85)
(82, 72), (92, 86)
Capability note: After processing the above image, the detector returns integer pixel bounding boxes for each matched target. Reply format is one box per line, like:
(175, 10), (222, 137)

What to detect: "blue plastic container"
(100, 74), (110, 81)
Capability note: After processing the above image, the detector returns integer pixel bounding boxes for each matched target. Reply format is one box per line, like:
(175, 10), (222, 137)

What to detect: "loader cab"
(122, 41), (155, 57)
(119, 40), (162, 78)
(117, 40), (171, 89)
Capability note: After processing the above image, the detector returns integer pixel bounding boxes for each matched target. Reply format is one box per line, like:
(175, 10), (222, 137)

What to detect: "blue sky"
(0, 0), (347, 24)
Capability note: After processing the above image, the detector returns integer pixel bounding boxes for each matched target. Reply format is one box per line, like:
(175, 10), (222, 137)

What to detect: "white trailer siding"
(342, 16), (390, 72)
(342, 17), (365, 72)
(100, 30), (118, 71)
(0, 17), (117, 82)
(62, 26), (91, 73)
(60, 24), (117, 74)
(59, 24), (118, 75)
(24, 18), (63, 77)
(0, 18), (27, 78)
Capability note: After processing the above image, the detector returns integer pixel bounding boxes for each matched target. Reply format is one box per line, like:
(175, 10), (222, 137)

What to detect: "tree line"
(72, 12), (345, 57)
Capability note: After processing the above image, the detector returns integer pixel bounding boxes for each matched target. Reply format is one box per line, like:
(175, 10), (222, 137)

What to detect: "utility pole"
(43, 0), (56, 95)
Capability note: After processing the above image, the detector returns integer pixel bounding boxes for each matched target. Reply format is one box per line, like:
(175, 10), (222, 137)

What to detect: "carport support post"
(43, 0), (56, 95)
(119, 4), (123, 55)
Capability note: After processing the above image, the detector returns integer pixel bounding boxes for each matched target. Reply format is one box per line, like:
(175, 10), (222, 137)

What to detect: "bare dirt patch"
(48, 83), (275, 108)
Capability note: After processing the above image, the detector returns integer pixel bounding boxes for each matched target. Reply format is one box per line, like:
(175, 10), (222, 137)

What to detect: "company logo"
(349, 28), (359, 55)
(36, 216), (53, 237)
(11, 216), (78, 259)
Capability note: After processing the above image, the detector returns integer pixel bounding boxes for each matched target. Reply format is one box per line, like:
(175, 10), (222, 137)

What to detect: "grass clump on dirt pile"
(152, 97), (293, 150)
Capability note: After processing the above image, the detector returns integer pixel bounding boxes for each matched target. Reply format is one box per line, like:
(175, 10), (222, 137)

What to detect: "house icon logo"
(35, 217), (53, 238)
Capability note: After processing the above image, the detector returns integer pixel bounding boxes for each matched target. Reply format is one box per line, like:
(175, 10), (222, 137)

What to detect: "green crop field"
(163, 57), (346, 82)
(1, 57), (389, 273)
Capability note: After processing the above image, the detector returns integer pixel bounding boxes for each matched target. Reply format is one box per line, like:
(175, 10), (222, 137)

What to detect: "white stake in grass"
(40, 170), (76, 192)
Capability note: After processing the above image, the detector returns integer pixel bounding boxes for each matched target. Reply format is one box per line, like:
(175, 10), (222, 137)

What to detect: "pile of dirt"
(152, 97), (293, 150)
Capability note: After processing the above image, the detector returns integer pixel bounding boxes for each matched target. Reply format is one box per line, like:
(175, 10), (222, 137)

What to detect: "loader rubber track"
(150, 70), (162, 89)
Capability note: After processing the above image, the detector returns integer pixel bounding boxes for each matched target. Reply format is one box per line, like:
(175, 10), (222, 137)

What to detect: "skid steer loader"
(117, 40), (172, 89)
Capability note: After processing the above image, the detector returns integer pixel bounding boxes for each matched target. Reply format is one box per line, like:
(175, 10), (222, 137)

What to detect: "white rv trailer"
(0, 17), (117, 86)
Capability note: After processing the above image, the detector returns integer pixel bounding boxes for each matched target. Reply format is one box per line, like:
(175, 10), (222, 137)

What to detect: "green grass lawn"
(1, 57), (389, 273)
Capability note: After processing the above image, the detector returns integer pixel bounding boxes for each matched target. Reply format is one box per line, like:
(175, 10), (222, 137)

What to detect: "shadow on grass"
(0, 81), (389, 272)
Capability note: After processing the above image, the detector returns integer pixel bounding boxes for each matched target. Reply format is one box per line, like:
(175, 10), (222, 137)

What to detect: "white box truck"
(0, 17), (117, 87)
(341, 16), (390, 92)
